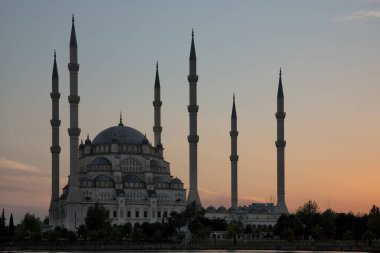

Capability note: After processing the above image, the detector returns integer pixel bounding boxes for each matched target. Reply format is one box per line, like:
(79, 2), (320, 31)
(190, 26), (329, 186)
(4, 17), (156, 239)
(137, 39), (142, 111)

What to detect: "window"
(120, 157), (143, 173)
(152, 208), (156, 218)
(135, 210), (139, 218)
(127, 210), (131, 218)
(144, 210), (148, 218)
(158, 209), (161, 218)
(113, 210), (117, 218)
(120, 209), (124, 218)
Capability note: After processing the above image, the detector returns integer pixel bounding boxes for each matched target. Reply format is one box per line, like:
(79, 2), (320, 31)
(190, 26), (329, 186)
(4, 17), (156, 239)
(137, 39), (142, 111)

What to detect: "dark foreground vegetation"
(1, 200), (380, 251)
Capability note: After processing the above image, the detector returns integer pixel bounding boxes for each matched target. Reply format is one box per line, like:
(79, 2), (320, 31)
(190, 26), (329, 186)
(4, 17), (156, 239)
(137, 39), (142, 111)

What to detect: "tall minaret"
(67, 15), (81, 201)
(49, 51), (61, 222)
(153, 62), (162, 147)
(230, 94), (239, 209)
(187, 30), (201, 205)
(275, 69), (289, 214)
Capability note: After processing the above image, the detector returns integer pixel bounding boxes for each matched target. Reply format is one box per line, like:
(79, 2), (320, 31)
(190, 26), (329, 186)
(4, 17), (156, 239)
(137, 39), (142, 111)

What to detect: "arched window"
(120, 157), (142, 173)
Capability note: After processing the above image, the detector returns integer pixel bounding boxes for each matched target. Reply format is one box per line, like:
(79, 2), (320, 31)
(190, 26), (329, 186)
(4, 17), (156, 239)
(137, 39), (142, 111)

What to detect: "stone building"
(49, 17), (288, 230)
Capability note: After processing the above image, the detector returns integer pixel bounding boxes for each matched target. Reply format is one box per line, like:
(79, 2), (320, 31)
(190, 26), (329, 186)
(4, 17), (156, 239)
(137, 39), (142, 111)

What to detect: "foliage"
(367, 205), (380, 241)
(13, 213), (42, 241)
(274, 200), (375, 243)
(85, 202), (111, 232)
(226, 220), (243, 245)
(8, 213), (15, 238)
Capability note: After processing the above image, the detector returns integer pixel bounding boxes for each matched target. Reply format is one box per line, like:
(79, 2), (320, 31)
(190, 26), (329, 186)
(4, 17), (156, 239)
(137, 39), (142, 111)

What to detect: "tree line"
(2, 200), (380, 245)
(273, 200), (380, 245)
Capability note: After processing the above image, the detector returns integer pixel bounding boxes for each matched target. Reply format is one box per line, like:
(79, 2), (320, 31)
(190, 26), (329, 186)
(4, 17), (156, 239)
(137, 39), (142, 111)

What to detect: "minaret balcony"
(68, 95), (80, 103)
(187, 75), (199, 82)
(50, 92), (61, 99)
(153, 126), (162, 132)
(275, 112), (286, 119)
(50, 145), (61, 154)
(153, 101), (162, 107)
(275, 140), (286, 148)
(67, 63), (79, 71)
(68, 127), (81, 137)
(187, 105), (199, 113)
(187, 135), (199, 143)
(230, 131), (239, 137)
(50, 119), (61, 127)
(230, 155), (239, 162)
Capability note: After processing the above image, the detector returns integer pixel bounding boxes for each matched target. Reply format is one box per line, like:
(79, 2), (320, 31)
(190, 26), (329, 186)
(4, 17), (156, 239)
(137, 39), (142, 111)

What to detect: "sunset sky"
(1, 0), (380, 222)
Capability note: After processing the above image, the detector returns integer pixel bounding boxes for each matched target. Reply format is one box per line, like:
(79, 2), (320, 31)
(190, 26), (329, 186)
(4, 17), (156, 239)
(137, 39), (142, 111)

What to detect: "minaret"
(49, 51), (61, 224)
(187, 30), (201, 205)
(153, 62), (162, 147)
(67, 15), (81, 201)
(230, 94), (239, 209)
(275, 68), (289, 214)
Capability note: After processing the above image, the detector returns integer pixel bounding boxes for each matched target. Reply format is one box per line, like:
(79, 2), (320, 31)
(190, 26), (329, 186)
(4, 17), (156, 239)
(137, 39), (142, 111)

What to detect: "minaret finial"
(52, 50), (58, 79)
(277, 68), (284, 98)
(190, 29), (196, 60)
(231, 93), (237, 119)
(154, 61), (160, 88)
(72, 14), (75, 23)
(70, 14), (78, 48)
(119, 111), (124, 126)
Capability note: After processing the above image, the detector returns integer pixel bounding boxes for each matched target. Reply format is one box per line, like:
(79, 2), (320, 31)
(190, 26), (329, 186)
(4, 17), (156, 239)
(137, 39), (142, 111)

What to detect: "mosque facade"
(49, 17), (288, 230)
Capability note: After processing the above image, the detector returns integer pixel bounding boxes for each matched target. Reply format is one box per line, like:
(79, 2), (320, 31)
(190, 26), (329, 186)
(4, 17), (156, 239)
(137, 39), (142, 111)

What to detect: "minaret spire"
(49, 51), (61, 227)
(119, 111), (124, 126)
(70, 14), (77, 48)
(187, 29), (201, 205)
(275, 68), (288, 214)
(153, 61), (162, 148)
(67, 15), (81, 210)
(230, 94), (239, 208)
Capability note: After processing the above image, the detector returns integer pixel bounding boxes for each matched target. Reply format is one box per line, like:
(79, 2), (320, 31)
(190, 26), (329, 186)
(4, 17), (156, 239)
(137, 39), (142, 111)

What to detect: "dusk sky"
(1, 0), (380, 222)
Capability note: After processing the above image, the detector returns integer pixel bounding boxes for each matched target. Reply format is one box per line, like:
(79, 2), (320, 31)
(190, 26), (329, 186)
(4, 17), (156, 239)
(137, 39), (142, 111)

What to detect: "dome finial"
(119, 111), (124, 126)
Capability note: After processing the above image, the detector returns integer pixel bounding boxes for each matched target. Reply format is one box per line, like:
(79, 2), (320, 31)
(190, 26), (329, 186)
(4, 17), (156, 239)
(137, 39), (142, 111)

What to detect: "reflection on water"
(6, 251), (368, 253)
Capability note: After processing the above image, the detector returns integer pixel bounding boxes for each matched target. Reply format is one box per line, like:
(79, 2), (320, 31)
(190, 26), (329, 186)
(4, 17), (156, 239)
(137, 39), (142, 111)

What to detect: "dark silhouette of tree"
(8, 213), (14, 238)
(226, 220), (243, 245)
(321, 209), (336, 240)
(367, 205), (380, 243)
(14, 213), (42, 241)
(85, 202), (111, 241)
(0, 209), (6, 238)
(85, 202), (110, 231)
(211, 218), (227, 231)
(77, 224), (88, 240)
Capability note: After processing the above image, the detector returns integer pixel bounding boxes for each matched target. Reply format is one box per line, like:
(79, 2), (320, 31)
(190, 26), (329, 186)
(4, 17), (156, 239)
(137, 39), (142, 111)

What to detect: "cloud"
(334, 10), (380, 21)
(0, 157), (39, 173)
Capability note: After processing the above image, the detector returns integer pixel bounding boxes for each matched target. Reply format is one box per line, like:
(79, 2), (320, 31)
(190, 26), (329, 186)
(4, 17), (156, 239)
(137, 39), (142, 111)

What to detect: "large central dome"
(92, 125), (146, 145)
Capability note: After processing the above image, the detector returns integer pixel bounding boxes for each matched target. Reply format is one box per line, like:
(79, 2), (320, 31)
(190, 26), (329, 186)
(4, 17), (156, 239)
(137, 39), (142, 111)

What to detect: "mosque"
(48, 17), (288, 230)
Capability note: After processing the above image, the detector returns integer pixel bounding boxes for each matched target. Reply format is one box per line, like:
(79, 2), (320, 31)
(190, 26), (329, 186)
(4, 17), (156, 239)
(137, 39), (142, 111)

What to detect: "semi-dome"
(88, 157), (111, 166)
(171, 177), (183, 184)
(92, 125), (146, 145)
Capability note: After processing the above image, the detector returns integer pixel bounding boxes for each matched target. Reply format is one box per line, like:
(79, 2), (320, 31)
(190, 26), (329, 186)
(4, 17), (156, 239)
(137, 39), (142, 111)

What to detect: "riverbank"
(1, 240), (379, 252)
